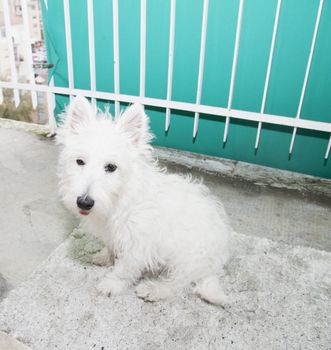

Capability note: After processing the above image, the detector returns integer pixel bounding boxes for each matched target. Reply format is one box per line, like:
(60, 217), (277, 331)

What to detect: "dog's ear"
(118, 103), (150, 144)
(65, 96), (95, 134)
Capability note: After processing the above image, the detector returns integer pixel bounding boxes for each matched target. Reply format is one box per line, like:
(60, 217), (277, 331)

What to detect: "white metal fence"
(0, 0), (331, 159)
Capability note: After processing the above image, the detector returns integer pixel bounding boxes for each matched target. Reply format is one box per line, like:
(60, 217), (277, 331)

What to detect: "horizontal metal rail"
(1, 81), (330, 134)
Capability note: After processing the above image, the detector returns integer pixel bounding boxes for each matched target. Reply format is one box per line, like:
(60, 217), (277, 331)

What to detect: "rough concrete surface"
(0, 229), (330, 350)
(0, 120), (330, 349)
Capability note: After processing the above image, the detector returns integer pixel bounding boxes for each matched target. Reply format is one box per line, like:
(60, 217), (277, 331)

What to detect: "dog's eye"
(105, 163), (117, 173)
(76, 159), (85, 166)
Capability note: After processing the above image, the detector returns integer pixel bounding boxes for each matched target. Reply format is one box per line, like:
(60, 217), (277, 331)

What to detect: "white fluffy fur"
(58, 96), (231, 304)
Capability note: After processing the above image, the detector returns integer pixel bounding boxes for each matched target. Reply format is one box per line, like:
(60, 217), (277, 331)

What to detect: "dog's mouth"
(79, 209), (91, 216)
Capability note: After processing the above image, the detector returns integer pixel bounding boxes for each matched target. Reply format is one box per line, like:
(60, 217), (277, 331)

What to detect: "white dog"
(58, 96), (231, 304)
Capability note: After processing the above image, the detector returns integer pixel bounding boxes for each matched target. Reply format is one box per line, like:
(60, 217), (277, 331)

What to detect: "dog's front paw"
(135, 281), (169, 302)
(96, 275), (127, 296)
(92, 247), (114, 266)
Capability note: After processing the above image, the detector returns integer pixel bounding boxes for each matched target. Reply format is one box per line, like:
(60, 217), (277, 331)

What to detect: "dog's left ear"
(65, 96), (95, 134)
(118, 103), (149, 144)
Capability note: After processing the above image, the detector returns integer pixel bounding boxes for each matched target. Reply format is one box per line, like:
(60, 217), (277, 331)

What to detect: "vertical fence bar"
(2, 0), (20, 107)
(47, 76), (56, 135)
(289, 0), (324, 155)
(193, 0), (209, 139)
(112, 0), (120, 118)
(140, 0), (146, 98)
(87, 0), (96, 109)
(224, 0), (244, 143)
(21, 0), (38, 109)
(255, 0), (282, 150)
(325, 135), (331, 160)
(43, 0), (55, 134)
(165, 0), (176, 132)
(63, 0), (74, 101)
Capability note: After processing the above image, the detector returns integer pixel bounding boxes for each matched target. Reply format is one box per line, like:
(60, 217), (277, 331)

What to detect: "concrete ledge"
(0, 118), (49, 136)
(156, 147), (331, 198)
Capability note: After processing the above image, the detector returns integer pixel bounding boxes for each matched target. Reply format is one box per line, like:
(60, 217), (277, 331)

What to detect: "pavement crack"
(22, 205), (34, 230)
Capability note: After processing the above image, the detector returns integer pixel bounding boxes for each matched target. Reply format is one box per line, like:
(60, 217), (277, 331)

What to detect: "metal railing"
(0, 0), (330, 159)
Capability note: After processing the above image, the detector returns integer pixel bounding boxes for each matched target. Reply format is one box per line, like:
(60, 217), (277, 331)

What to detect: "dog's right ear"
(117, 103), (151, 145)
(65, 96), (95, 134)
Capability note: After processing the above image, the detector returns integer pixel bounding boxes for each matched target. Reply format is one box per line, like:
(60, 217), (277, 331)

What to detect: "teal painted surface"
(232, 0), (277, 113)
(301, 0), (331, 122)
(145, 0), (170, 99)
(118, 0), (140, 97)
(41, 0), (331, 178)
(265, 0), (320, 117)
(202, 0), (238, 108)
(172, 0), (203, 103)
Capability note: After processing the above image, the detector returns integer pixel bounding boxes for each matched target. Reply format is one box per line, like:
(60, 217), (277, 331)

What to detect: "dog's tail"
(194, 276), (228, 305)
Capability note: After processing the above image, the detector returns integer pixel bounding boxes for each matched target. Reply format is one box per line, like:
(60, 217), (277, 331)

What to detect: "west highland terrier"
(58, 96), (231, 304)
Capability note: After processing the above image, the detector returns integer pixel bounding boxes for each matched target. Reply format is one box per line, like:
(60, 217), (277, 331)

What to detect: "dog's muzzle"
(77, 195), (95, 211)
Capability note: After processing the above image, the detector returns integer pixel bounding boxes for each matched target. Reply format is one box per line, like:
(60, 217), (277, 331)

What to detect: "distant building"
(0, 0), (48, 124)
(17, 0), (42, 44)
(0, 0), (43, 81)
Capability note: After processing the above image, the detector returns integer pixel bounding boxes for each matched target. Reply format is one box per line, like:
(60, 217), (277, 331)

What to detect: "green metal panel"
(202, 0), (239, 108)
(118, 0), (140, 97)
(145, 0), (170, 100)
(41, 0), (331, 179)
(302, 0), (331, 122)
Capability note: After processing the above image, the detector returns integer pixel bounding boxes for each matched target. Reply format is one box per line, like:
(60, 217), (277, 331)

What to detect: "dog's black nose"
(77, 195), (95, 210)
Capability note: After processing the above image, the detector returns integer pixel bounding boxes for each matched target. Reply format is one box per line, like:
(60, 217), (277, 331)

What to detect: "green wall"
(41, 0), (331, 179)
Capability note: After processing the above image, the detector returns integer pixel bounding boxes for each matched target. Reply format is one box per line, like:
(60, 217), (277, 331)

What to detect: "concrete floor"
(0, 121), (330, 349)
(0, 126), (76, 290)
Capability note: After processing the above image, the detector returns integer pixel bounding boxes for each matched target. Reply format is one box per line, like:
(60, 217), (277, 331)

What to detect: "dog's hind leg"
(193, 275), (229, 305)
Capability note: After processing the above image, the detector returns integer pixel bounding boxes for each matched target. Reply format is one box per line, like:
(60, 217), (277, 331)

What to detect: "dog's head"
(57, 96), (153, 218)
